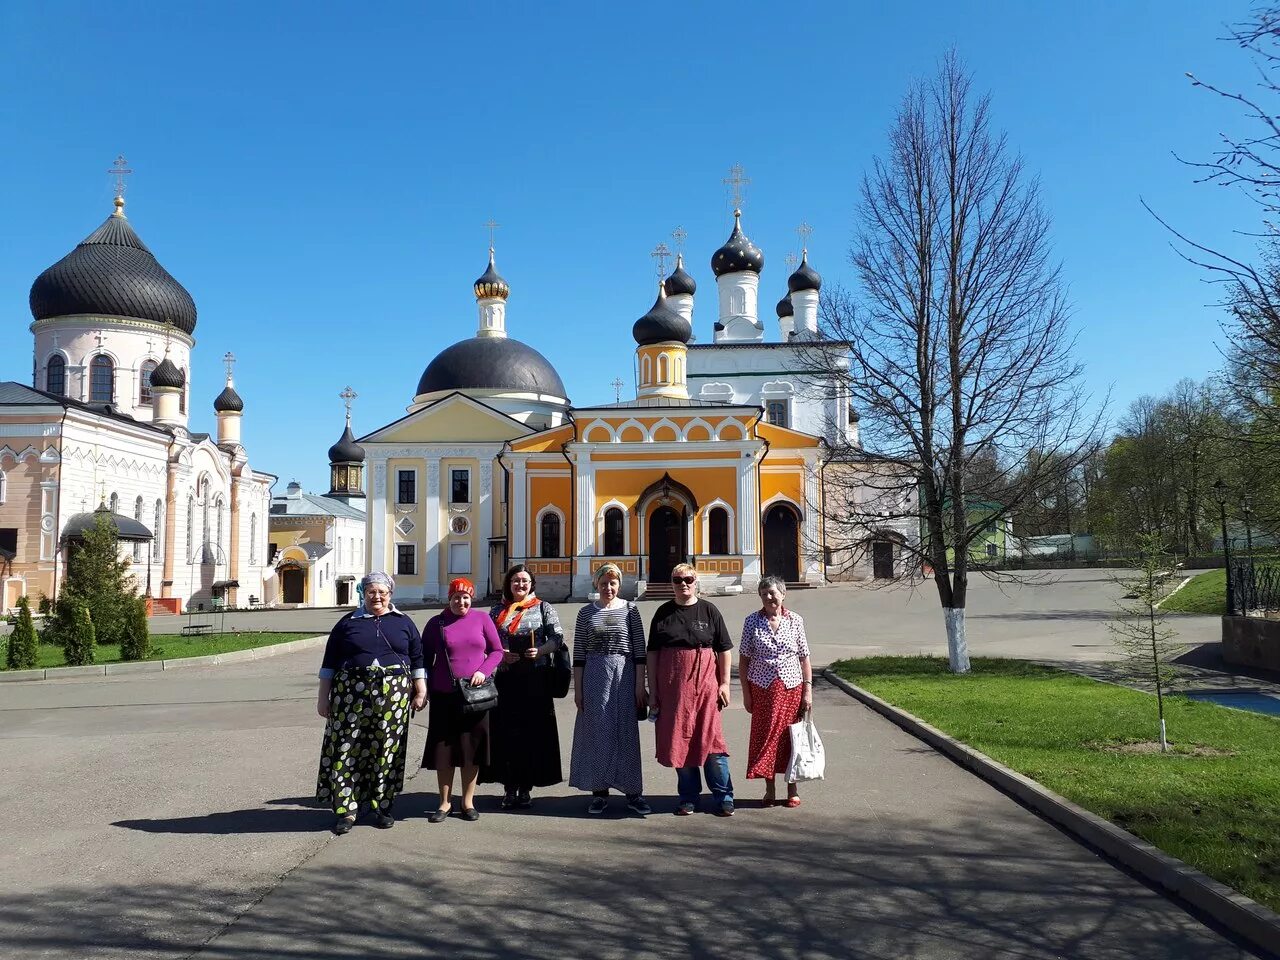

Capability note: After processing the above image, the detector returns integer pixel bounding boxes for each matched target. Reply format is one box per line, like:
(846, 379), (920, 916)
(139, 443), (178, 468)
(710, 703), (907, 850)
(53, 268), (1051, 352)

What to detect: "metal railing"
(1229, 558), (1280, 616)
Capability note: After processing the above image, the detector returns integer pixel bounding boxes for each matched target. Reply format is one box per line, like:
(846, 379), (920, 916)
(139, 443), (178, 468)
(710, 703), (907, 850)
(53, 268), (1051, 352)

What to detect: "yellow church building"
(360, 211), (911, 600)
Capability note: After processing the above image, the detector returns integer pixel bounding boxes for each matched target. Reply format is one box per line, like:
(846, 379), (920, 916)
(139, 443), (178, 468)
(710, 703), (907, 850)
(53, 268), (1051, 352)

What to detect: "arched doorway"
(762, 503), (800, 582)
(281, 566), (305, 604)
(648, 506), (685, 584)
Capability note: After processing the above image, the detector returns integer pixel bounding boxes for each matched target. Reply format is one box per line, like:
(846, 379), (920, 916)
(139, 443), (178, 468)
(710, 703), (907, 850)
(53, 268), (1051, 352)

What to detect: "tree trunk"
(944, 607), (970, 673)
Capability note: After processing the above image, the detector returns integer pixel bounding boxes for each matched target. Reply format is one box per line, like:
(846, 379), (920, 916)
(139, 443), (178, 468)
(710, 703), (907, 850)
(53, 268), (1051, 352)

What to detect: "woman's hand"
(411, 679), (428, 710)
(635, 683), (649, 714)
(801, 685), (813, 715)
(574, 685), (584, 712)
(316, 691), (330, 719)
(469, 671), (486, 687)
(501, 649), (521, 666)
(717, 682), (731, 709)
(522, 643), (540, 661)
(742, 687), (753, 715)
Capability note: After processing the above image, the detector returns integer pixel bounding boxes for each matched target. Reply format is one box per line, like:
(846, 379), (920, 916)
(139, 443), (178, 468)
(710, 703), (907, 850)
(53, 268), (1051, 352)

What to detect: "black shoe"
(461, 807), (480, 822)
(516, 790), (532, 809)
(332, 816), (355, 835)
(374, 812), (394, 829)
(500, 791), (517, 810)
(427, 806), (452, 824)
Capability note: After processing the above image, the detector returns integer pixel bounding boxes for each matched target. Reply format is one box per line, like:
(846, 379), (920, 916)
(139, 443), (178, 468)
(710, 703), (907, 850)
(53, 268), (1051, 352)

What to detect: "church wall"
(0, 445), (51, 610)
(525, 473), (570, 562)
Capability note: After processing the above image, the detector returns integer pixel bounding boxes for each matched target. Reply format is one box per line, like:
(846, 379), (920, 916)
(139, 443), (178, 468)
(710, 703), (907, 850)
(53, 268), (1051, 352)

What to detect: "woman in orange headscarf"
(421, 578), (504, 823)
(481, 563), (566, 809)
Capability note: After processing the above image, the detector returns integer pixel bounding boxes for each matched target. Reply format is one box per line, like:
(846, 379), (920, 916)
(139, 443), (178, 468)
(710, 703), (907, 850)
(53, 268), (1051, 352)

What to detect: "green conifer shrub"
(6, 596), (39, 670)
(119, 595), (150, 662)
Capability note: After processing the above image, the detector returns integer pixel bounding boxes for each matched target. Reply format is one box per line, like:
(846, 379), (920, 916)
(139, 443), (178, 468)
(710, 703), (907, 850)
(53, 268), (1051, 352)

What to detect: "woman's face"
(509, 572), (533, 601)
(760, 585), (785, 614)
(448, 592), (472, 616)
(365, 584), (392, 616)
(597, 575), (620, 603)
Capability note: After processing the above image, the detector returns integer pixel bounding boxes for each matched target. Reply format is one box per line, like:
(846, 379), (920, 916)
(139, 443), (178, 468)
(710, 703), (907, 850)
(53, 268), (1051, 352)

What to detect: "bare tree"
(808, 53), (1101, 673)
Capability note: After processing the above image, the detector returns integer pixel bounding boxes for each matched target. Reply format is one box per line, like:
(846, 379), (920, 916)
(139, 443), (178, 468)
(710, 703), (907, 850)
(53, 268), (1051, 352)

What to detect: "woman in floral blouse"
(739, 575), (813, 807)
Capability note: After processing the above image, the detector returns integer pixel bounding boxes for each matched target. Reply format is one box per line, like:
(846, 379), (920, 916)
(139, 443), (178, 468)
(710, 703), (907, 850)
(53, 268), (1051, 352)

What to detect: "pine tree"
(56, 512), (136, 648)
(119, 595), (150, 662)
(1109, 531), (1183, 751)
(6, 596), (39, 670)
(59, 599), (96, 667)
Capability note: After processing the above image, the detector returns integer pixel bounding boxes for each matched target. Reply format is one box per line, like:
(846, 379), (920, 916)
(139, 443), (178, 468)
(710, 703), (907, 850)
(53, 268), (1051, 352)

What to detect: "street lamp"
(1241, 492), (1255, 562)
(1214, 478), (1235, 615)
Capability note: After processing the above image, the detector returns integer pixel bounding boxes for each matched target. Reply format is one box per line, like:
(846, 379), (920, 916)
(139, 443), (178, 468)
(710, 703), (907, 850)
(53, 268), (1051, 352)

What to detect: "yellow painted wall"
(527, 474), (571, 557)
(761, 469), (804, 507)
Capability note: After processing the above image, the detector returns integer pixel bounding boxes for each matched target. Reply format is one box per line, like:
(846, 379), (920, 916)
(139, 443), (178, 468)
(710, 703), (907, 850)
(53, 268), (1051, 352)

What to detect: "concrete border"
(0, 635), (325, 683)
(822, 668), (1280, 959)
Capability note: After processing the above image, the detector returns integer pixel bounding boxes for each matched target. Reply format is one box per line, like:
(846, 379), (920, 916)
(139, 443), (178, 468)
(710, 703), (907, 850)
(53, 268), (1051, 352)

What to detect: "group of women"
(314, 562), (813, 833)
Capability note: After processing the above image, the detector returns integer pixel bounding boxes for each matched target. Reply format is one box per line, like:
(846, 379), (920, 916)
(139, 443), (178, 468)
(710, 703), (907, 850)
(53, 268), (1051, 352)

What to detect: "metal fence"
(1229, 558), (1280, 616)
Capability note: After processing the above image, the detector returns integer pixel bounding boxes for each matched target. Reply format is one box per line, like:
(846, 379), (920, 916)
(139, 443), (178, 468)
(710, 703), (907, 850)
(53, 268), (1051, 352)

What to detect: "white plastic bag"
(786, 714), (825, 783)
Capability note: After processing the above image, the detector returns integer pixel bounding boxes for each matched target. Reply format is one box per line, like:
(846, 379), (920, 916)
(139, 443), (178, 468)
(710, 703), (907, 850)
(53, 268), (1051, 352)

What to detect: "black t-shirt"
(646, 599), (733, 653)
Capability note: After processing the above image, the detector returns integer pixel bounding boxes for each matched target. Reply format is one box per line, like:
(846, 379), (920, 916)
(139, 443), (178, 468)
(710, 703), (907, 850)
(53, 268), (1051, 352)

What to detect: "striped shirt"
(573, 602), (647, 666)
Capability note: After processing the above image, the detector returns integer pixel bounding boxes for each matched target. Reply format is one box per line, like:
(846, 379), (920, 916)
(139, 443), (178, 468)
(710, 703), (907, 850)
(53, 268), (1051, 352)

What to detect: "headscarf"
(593, 562), (622, 587)
(448, 577), (475, 598)
(361, 572), (395, 596)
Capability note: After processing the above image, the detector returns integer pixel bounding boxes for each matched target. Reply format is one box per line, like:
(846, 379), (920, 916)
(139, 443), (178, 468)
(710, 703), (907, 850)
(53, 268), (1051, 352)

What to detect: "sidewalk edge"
(822, 668), (1280, 959)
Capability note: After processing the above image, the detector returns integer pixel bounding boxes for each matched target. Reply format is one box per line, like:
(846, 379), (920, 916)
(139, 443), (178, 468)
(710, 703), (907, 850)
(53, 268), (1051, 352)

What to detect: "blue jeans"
(676, 754), (733, 806)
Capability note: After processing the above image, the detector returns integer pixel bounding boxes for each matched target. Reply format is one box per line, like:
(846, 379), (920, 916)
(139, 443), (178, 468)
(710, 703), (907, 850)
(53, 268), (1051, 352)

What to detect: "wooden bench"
(181, 623), (213, 637)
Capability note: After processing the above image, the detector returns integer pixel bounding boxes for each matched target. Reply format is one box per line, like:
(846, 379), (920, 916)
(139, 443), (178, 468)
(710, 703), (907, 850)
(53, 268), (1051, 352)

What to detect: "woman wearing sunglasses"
(646, 563), (736, 816)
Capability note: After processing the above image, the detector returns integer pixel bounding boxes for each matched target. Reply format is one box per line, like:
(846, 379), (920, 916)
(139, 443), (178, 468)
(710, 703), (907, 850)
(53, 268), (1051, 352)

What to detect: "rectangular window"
(397, 469), (416, 505)
(268, 542), (278, 564)
(985, 543), (998, 558)
(450, 468), (470, 504)
(0, 528), (17, 555)
(766, 400), (789, 428)
(448, 541), (471, 573)
(397, 543), (416, 576)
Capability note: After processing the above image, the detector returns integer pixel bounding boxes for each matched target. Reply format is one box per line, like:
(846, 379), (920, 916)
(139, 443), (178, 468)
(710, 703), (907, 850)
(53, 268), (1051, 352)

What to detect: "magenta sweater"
(423, 608), (504, 694)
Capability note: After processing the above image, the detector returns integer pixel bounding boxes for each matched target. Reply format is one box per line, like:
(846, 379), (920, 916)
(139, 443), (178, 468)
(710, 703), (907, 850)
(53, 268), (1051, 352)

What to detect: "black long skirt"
(480, 665), (563, 790)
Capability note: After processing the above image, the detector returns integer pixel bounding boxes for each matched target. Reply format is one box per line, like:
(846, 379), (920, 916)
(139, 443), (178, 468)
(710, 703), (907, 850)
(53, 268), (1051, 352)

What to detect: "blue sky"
(0, 1), (1265, 493)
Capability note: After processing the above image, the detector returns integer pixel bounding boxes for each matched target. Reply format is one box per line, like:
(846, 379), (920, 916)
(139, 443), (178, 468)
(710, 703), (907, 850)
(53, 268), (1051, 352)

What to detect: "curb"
(0, 635), (326, 683)
(822, 668), (1280, 959)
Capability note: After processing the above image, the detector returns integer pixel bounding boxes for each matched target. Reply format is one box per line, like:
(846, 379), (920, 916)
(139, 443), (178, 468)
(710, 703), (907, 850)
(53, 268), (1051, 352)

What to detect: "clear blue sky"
(0, 1), (1264, 493)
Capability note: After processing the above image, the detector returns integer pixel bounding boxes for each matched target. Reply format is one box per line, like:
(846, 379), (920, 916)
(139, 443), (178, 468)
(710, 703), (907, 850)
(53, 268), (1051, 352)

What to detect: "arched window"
(180, 370), (188, 414)
(133, 496), (144, 561)
(641, 355), (651, 384)
(46, 355), (66, 396)
(658, 354), (669, 382)
(187, 494), (195, 562)
(249, 513), (257, 564)
(89, 355), (114, 403)
(709, 507), (729, 555)
(539, 511), (561, 558)
(154, 499), (164, 561)
(109, 492), (119, 514)
(604, 507), (624, 556)
(216, 498), (225, 554)
(139, 360), (157, 405)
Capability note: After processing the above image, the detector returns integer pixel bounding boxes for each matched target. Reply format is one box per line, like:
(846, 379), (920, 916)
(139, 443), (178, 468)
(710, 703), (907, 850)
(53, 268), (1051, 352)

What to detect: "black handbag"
(442, 640), (498, 716)
(543, 602), (572, 699)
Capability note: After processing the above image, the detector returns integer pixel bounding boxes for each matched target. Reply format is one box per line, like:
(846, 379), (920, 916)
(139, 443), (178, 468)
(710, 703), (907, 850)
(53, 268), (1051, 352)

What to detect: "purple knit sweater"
(423, 608), (504, 694)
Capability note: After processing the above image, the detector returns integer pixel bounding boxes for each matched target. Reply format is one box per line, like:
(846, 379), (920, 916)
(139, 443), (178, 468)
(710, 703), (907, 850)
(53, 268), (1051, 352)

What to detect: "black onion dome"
(149, 358), (186, 389)
(473, 252), (510, 300)
(664, 254), (697, 296)
(328, 423), (365, 463)
(711, 212), (764, 277)
(213, 384), (243, 413)
(633, 288), (692, 346)
(776, 293), (794, 318)
(416, 337), (568, 400)
(29, 203), (198, 332)
(787, 252), (822, 293)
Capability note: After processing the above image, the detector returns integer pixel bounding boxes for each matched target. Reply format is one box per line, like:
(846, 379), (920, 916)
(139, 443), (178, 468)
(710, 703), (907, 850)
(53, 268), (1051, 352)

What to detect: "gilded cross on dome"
(611, 377), (624, 403)
(796, 221), (813, 253)
(484, 219), (501, 254)
(722, 163), (751, 213)
(340, 385), (358, 423)
(650, 242), (672, 280)
(223, 352), (236, 382)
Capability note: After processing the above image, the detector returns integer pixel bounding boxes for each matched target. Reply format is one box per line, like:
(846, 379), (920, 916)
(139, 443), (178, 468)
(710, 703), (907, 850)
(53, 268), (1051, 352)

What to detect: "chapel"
(0, 178), (274, 613)
(360, 207), (918, 601)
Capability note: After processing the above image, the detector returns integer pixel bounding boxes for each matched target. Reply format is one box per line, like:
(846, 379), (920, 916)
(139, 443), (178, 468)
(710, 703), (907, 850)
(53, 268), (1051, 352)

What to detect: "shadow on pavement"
(14, 812), (1261, 960)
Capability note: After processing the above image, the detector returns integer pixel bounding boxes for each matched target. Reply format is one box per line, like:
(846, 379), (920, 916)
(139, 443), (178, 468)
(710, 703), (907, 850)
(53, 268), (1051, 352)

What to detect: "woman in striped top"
(568, 563), (651, 816)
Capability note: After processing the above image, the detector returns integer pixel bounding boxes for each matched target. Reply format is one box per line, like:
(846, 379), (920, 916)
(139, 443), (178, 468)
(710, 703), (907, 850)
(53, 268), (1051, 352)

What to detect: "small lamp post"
(1215, 478), (1235, 615)
(1241, 492), (1255, 563)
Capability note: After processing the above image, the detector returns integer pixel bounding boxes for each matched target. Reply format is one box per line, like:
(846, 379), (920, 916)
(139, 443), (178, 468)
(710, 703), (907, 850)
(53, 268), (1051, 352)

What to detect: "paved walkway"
(0, 638), (1261, 959)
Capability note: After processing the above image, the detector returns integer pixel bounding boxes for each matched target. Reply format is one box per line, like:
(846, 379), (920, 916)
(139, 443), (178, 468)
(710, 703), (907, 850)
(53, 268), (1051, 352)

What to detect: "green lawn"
(1160, 569), (1226, 615)
(33, 632), (316, 669)
(828, 656), (1280, 914)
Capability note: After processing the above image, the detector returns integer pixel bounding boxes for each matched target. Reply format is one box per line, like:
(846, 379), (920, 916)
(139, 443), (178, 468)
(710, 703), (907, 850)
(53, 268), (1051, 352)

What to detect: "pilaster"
(423, 455), (442, 600)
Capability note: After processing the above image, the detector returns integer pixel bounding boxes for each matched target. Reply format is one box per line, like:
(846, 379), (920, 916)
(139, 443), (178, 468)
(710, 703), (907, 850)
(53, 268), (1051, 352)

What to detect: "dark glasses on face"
(671, 576), (697, 585)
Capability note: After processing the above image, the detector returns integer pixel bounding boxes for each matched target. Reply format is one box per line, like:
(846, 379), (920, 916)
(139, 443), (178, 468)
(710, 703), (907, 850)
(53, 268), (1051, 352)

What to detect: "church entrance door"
(762, 504), (800, 583)
(282, 568), (305, 604)
(648, 506), (684, 584)
(872, 541), (895, 579)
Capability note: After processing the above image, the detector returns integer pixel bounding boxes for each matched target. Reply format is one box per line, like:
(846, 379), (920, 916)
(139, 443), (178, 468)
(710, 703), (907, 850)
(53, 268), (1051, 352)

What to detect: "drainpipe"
(497, 442), (512, 575)
(559, 439), (575, 603)
(752, 407), (768, 581)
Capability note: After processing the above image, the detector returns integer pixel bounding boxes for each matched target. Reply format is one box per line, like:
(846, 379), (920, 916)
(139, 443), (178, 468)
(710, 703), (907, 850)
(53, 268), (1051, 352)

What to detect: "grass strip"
(34, 632), (316, 669)
(1160, 569), (1226, 615)
(828, 655), (1280, 914)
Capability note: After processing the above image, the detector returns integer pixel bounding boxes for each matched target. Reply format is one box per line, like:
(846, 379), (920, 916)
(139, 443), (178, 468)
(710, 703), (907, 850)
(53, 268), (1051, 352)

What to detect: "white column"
(478, 457), (494, 595)
(423, 455), (442, 600)
(739, 449), (762, 588)
(573, 450), (594, 595)
(802, 457), (823, 583)
(370, 458), (387, 573)
(510, 457), (528, 559)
